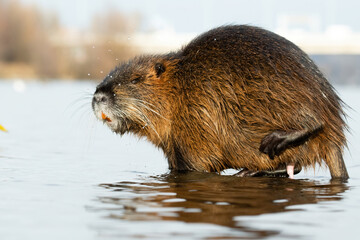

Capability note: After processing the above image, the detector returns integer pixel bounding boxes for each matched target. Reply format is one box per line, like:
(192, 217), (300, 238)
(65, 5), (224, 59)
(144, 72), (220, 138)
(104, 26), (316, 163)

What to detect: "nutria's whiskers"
(133, 105), (163, 143)
(66, 94), (94, 125)
(113, 107), (127, 121)
(125, 98), (170, 122)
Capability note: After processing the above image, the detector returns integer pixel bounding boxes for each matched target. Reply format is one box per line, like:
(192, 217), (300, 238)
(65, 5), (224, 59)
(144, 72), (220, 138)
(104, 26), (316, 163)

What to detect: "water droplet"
(214, 38), (216, 41)
(110, 75), (113, 78)
(88, 73), (91, 76)
(113, 94), (116, 97)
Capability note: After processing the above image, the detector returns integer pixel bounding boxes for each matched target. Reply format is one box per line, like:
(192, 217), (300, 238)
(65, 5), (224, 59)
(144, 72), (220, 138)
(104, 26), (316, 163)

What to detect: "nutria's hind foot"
(235, 169), (265, 177)
(235, 164), (302, 178)
(260, 127), (322, 159)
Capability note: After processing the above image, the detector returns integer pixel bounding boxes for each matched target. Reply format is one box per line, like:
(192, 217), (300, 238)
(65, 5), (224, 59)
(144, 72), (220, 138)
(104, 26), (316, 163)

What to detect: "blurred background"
(0, 0), (360, 84)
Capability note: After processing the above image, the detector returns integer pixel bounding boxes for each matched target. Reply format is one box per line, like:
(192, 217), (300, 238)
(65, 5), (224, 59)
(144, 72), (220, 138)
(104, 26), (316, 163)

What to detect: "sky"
(20, 0), (360, 33)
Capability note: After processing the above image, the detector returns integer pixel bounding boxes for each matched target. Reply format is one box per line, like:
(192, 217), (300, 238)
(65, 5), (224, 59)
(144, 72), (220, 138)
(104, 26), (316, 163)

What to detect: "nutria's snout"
(93, 92), (110, 106)
(92, 84), (119, 131)
(92, 91), (112, 119)
(92, 85), (112, 111)
(93, 79), (114, 104)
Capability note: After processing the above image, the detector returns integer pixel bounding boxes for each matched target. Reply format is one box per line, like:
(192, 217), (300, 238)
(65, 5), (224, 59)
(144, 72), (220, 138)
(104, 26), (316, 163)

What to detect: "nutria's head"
(92, 55), (177, 143)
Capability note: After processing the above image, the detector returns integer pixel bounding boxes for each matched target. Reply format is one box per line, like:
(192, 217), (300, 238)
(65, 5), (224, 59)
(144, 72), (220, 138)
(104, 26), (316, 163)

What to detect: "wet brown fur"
(93, 25), (349, 179)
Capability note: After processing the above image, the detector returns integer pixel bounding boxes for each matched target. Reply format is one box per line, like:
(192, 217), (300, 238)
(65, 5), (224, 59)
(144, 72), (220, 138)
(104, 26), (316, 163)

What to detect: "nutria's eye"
(131, 77), (142, 84)
(155, 63), (166, 77)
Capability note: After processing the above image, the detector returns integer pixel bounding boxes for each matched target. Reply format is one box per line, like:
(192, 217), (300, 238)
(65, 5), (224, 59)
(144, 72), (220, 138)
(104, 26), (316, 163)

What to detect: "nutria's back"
(93, 25), (348, 179)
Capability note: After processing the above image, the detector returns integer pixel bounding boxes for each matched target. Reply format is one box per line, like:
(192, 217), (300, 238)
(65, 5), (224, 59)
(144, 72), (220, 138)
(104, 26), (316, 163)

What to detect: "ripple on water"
(92, 172), (350, 239)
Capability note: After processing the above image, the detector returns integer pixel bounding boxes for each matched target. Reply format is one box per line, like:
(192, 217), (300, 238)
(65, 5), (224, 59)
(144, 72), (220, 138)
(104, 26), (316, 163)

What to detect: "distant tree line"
(0, 0), (140, 80)
(0, 0), (359, 84)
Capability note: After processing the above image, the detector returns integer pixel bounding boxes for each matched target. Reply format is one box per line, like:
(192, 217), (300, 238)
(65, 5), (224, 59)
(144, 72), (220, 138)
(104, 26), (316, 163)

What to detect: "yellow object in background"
(0, 124), (7, 132)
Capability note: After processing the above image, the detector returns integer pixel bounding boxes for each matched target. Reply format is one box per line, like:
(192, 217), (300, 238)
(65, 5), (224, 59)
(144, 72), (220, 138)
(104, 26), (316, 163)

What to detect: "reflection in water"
(96, 172), (348, 239)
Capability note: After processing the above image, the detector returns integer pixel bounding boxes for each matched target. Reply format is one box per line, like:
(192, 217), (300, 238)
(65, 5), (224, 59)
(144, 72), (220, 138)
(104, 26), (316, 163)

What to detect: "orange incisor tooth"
(101, 112), (111, 122)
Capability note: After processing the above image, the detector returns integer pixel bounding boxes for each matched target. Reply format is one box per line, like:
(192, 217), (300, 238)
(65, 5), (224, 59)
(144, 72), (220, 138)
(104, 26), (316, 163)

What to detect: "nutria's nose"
(93, 92), (109, 105)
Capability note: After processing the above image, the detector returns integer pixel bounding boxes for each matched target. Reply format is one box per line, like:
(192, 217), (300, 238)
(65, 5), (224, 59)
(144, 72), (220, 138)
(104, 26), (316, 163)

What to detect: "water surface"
(0, 80), (360, 239)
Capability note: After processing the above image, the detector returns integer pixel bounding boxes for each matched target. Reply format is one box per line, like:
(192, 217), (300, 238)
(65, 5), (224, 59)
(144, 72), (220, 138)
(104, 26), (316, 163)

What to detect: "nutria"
(92, 25), (349, 179)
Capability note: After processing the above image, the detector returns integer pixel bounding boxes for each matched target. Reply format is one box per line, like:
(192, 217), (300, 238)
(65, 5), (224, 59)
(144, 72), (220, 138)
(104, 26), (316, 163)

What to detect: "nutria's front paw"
(260, 131), (290, 159)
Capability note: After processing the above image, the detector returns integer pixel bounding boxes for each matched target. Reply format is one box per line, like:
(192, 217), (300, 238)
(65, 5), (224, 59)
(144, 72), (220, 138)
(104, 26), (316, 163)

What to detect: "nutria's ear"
(155, 63), (166, 77)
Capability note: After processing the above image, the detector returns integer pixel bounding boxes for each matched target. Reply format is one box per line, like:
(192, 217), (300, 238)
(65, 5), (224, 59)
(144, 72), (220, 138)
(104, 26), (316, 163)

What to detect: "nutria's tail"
(324, 145), (349, 179)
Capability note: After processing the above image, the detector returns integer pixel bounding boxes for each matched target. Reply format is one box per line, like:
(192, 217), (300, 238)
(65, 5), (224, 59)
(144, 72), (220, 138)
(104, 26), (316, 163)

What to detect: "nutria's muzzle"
(93, 92), (110, 106)
(92, 91), (117, 127)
